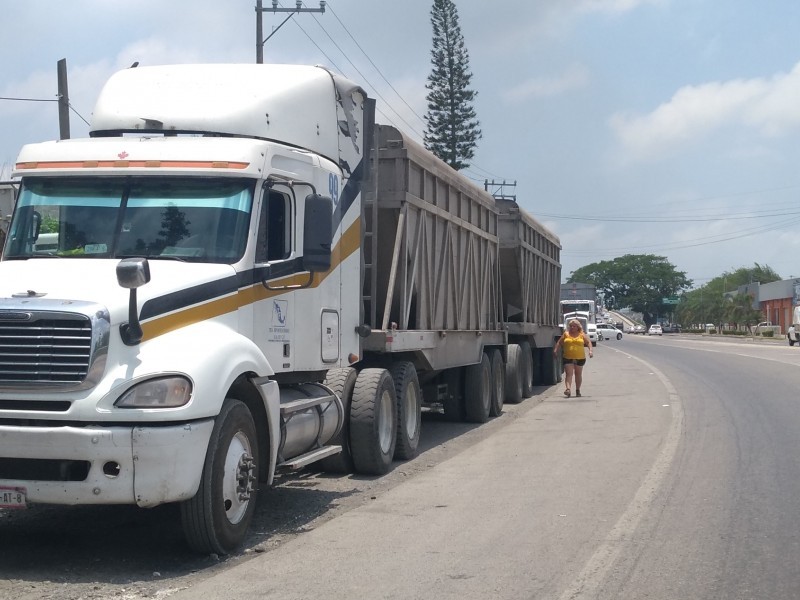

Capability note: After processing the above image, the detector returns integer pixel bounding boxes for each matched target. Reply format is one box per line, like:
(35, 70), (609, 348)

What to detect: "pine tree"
(424, 0), (481, 171)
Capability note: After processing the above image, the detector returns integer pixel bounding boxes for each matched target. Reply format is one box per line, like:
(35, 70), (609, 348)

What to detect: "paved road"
(5, 333), (798, 599)
(598, 334), (800, 599)
(169, 341), (679, 600)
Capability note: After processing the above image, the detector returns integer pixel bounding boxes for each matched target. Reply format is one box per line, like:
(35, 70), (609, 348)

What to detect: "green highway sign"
(662, 297), (680, 304)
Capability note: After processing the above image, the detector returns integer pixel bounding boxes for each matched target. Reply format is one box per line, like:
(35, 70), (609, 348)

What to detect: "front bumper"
(0, 420), (214, 507)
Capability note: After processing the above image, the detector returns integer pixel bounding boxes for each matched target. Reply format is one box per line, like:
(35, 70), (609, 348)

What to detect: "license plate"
(0, 486), (27, 509)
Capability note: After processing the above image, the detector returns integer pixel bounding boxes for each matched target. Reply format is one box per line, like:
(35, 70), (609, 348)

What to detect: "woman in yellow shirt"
(553, 319), (593, 397)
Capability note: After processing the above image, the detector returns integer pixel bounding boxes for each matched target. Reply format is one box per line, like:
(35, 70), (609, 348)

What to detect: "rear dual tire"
(464, 353), (492, 423)
(389, 362), (422, 461)
(350, 369), (397, 475)
(318, 367), (358, 473)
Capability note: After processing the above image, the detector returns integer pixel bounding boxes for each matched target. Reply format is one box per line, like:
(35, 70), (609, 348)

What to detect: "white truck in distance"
(787, 307), (800, 345)
(0, 64), (563, 553)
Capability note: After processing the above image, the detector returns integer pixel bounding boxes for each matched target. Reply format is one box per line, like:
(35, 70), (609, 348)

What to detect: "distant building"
(728, 279), (800, 333)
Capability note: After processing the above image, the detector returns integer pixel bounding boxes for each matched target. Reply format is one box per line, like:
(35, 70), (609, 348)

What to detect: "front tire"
(181, 399), (259, 555)
(350, 368), (397, 475)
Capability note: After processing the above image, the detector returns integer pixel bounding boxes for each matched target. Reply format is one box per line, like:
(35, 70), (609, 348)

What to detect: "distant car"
(648, 324), (663, 336)
(633, 324), (646, 334)
(661, 323), (681, 333)
(788, 324), (800, 346)
(596, 323), (623, 340)
(586, 323), (598, 346)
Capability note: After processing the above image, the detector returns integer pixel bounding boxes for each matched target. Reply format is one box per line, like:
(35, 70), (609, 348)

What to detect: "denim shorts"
(563, 358), (586, 366)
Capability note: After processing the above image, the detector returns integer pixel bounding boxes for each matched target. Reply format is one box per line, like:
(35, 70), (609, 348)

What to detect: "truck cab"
(0, 64), (365, 554)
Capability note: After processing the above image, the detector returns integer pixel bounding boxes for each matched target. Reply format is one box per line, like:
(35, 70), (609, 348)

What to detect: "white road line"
(558, 349), (683, 600)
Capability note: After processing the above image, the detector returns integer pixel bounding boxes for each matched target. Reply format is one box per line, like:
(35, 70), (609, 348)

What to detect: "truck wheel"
(488, 349), (505, 417)
(317, 367), (358, 473)
(389, 361), (421, 460)
(464, 353), (491, 423)
(350, 368), (397, 475)
(505, 344), (523, 404)
(519, 340), (534, 398)
(442, 368), (465, 422)
(539, 346), (562, 385)
(181, 399), (258, 555)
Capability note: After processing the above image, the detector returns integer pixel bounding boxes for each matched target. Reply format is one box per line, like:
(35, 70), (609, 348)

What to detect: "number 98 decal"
(328, 173), (340, 205)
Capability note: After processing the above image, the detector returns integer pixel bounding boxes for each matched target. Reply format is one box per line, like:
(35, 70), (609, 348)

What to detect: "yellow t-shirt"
(562, 334), (586, 360)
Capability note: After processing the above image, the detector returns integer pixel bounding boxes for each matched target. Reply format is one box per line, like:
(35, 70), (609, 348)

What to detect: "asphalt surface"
(166, 340), (678, 600)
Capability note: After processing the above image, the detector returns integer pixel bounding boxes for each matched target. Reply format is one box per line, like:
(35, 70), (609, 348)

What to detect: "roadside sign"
(662, 297), (680, 304)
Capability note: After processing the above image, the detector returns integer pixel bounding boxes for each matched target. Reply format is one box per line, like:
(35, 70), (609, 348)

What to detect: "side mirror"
(32, 211), (42, 241)
(302, 194), (333, 272)
(117, 257), (151, 289)
(117, 258), (151, 345)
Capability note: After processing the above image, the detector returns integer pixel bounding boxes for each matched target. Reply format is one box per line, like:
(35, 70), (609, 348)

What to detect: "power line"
(301, 3), (425, 139)
(68, 102), (91, 127)
(311, 1), (513, 182)
(325, 3), (426, 130)
(540, 206), (800, 223)
(0, 96), (57, 103)
(562, 214), (800, 255)
(0, 95), (90, 127)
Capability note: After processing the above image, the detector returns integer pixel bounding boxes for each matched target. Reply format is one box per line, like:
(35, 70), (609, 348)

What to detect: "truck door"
(253, 185), (296, 372)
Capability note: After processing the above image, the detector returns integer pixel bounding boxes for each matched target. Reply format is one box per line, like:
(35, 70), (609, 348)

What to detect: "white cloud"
(504, 64), (590, 103)
(609, 61), (800, 159)
(575, 0), (665, 14)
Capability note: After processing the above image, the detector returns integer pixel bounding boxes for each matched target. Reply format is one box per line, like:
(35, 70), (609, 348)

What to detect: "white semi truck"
(0, 64), (562, 553)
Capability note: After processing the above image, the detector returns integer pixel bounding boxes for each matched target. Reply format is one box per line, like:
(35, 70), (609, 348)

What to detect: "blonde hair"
(567, 319), (583, 332)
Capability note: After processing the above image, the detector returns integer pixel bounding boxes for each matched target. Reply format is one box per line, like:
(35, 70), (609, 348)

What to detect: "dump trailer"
(496, 198), (563, 403)
(0, 64), (561, 554)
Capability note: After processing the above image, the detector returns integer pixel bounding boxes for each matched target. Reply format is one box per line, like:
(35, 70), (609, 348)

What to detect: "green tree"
(723, 292), (762, 331)
(568, 254), (692, 326)
(424, 0), (481, 170)
(675, 263), (780, 329)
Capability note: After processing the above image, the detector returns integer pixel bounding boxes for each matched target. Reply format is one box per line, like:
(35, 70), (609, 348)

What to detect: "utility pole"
(255, 0), (326, 64)
(484, 179), (517, 202)
(57, 58), (70, 140)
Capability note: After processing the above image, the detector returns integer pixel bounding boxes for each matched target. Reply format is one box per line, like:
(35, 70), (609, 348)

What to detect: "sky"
(2, 0), (800, 286)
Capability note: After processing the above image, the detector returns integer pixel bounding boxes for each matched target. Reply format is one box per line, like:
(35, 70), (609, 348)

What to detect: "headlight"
(115, 376), (193, 408)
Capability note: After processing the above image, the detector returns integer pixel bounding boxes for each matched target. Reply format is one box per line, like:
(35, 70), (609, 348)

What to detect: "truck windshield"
(4, 176), (254, 263)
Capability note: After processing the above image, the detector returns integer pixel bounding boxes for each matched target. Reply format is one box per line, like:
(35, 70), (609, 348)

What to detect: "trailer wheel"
(464, 353), (491, 423)
(519, 340), (534, 398)
(389, 361), (422, 460)
(317, 367), (358, 473)
(442, 367), (465, 422)
(181, 399), (258, 555)
(350, 368), (397, 475)
(505, 343), (523, 404)
(540, 346), (562, 385)
(488, 349), (505, 417)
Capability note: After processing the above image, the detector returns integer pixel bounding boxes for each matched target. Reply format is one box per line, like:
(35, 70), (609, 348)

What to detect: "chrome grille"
(0, 314), (93, 384)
